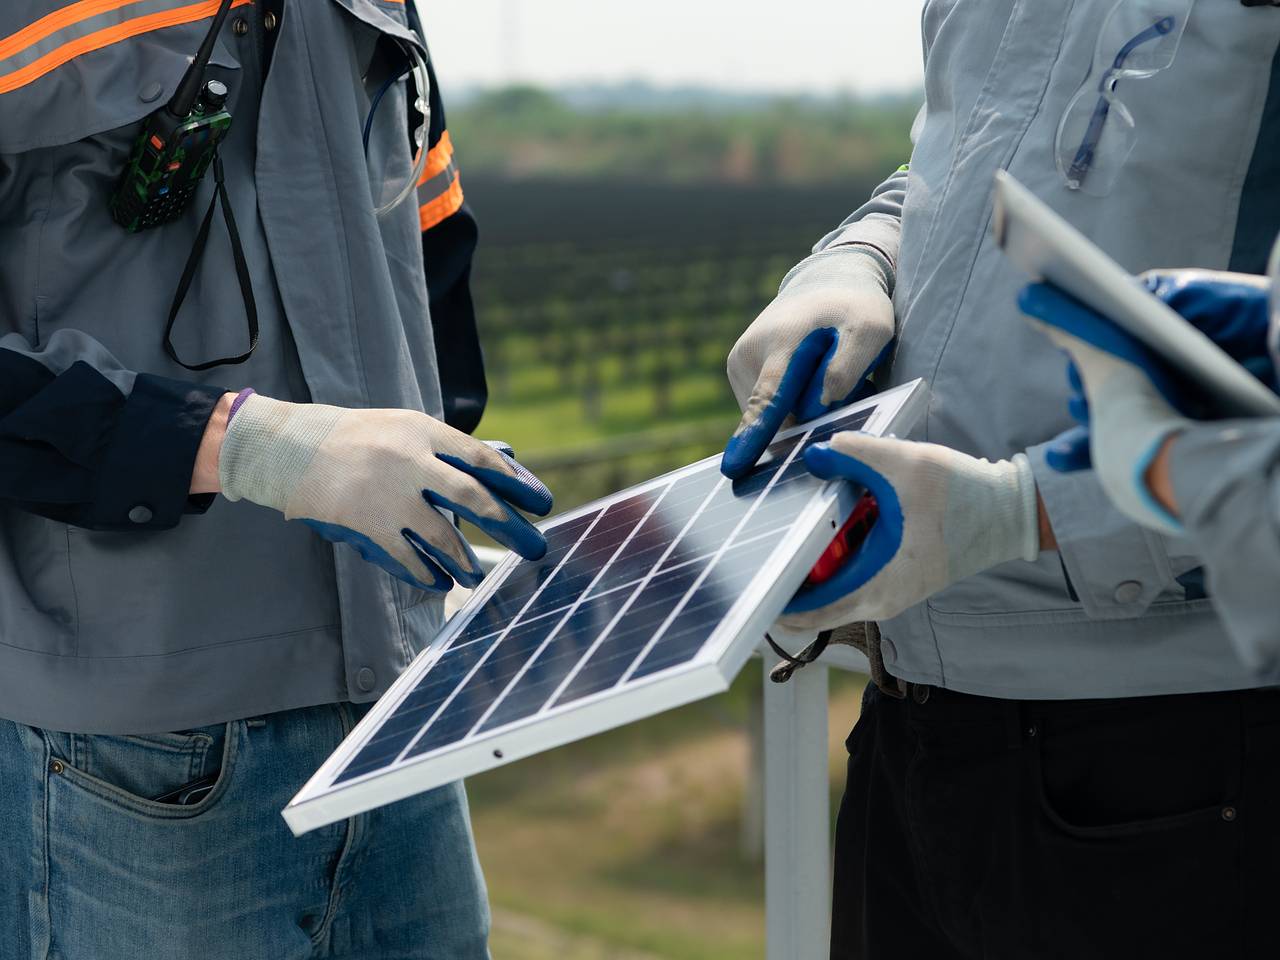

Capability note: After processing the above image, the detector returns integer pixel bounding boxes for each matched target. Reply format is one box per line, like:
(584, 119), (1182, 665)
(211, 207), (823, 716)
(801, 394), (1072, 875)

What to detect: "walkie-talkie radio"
(107, 0), (259, 371)
(109, 0), (236, 232)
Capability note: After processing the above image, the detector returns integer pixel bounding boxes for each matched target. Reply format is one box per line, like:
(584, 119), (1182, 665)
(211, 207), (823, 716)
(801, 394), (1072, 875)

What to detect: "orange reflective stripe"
(1, 0), (142, 63)
(417, 130), (454, 187)
(419, 176), (463, 232)
(0, 0), (253, 95)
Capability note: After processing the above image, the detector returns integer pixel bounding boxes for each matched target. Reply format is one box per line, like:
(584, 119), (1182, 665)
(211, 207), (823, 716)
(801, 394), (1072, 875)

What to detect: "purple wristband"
(227, 388), (256, 423)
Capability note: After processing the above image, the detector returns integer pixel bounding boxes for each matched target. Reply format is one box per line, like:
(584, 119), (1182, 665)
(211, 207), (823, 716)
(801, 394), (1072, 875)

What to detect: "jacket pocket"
(0, 9), (243, 350)
(0, 508), (77, 654)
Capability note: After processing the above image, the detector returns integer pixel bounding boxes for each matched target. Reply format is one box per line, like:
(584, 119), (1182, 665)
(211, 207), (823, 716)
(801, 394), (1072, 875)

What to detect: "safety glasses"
(366, 40), (431, 219)
(1055, 0), (1194, 196)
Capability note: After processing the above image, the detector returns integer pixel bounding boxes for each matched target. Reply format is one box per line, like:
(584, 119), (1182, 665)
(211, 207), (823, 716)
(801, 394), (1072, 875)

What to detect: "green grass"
(477, 368), (739, 457)
(468, 363), (743, 530)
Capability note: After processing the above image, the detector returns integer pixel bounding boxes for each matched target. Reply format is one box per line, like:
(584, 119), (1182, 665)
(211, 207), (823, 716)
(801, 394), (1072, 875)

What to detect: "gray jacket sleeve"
(809, 164), (910, 291)
(1166, 419), (1280, 679)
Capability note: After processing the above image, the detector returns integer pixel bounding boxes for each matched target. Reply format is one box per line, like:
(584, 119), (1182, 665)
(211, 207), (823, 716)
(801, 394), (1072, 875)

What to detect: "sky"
(417, 1), (926, 96)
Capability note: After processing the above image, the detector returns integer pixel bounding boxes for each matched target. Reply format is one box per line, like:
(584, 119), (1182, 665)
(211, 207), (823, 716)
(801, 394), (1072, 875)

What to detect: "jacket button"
(232, 16), (249, 36)
(1113, 580), (1143, 604)
(263, 11), (279, 30)
(139, 82), (164, 103)
(128, 504), (154, 524)
(355, 667), (376, 692)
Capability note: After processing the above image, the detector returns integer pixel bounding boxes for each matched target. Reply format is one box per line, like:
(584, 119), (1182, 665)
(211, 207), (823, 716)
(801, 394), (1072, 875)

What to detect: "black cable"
(764, 630), (834, 670)
(363, 62), (412, 156)
(163, 153), (259, 370)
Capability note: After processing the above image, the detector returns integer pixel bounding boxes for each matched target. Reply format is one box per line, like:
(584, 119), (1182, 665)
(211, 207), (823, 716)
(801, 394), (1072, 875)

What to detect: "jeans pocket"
(45, 722), (241, 821)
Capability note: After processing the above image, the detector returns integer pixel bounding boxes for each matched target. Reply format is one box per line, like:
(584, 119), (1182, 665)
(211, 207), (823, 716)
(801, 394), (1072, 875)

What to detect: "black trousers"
(831, 681), (1280, 959)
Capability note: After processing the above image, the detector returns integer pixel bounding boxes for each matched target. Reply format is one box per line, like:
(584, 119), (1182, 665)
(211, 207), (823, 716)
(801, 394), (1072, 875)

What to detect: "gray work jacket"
(1167, 412), (1280, 682)
(810, 0), (1280, 698)
(0, 1), (459, 732)
(1161, 302), (1280, 679)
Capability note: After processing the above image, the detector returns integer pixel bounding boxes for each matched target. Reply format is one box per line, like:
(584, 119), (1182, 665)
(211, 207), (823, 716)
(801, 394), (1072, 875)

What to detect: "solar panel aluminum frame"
(283, 379), (928, 836)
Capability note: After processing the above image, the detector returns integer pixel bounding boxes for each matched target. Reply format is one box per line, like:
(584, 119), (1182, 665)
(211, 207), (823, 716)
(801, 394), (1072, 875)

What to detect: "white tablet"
(992, 170), (1280, 417)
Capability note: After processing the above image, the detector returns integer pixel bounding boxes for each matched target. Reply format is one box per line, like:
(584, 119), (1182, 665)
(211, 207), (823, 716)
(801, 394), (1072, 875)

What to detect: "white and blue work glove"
(779, 433), (1041, 630)
(219, 395), (553, 592)
(722, 244), (895, 479)
(1017, 271), (1277, 534)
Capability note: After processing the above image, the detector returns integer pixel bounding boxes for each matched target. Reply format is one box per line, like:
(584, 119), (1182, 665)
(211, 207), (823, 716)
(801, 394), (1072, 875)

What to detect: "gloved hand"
(1026, 270), (1276, 473)
(722, 244), (895, 479)
(1017, 271), (1277, 534)
(779, 432), (1040, 630)
(219, 395), (553, 592)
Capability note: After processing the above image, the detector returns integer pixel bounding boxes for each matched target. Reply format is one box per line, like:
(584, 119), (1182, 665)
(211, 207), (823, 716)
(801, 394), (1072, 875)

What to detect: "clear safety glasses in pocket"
(373, 40), (431, 218)
(1055, 0), (1194, 196)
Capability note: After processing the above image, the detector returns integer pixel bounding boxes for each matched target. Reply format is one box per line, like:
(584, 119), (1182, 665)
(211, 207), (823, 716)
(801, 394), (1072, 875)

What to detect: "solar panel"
(283, 379), (928, 834)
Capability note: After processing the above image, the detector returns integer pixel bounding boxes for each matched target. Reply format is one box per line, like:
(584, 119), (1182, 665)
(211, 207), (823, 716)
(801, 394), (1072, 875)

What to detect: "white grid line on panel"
(520, 471), (734, 714)
(464, 481), (678, 738)
(442, 476), (732, 737)
(617, 425), (814, 684)
(539, 493), (716, 709)
(428, 523), (795, 665)
(392, 507), (610, 766)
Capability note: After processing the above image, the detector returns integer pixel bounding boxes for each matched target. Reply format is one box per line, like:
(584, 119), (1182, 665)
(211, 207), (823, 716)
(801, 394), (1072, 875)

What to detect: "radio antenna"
(167, 0), (236, 119)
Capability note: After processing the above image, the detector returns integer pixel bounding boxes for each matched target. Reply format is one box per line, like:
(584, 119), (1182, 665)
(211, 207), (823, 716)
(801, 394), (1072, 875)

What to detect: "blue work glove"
(1018, 271), (1276, 534)
(779, 432), (1040, 630)
(721, 245), (895, 479)
(1023, 270), (1277, 473)
(218, 396), (553, 592)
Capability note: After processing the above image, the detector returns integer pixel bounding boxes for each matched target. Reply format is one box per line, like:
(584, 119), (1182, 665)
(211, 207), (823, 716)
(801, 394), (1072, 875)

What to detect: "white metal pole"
(762, 636), (831, 960)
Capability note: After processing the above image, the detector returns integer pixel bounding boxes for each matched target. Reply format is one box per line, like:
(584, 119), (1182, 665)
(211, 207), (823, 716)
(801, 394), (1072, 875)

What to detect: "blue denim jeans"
(0, 703), (490, 960)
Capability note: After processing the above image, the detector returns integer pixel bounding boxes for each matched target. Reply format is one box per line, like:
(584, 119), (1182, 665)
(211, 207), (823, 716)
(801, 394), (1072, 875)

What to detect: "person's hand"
(218, 396), (553, 592)
(779, 431), (1040, 630)
(1021, 283), (1186, 534)
(721, 245), (895, 479)
(1023, 270), (1275, 474)
(1018, 271), (1276, 534)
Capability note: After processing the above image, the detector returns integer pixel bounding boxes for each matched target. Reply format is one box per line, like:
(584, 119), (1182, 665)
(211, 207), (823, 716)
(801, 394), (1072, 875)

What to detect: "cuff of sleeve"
(819, 215), (901, 269)
(86, 375), (226, 530)
(1027, 439), (1171, 619)
(780, 241), (896, 301)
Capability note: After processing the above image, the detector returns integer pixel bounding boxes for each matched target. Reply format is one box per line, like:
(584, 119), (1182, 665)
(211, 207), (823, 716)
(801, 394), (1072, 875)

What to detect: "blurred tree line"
(449, 85), (920, 185)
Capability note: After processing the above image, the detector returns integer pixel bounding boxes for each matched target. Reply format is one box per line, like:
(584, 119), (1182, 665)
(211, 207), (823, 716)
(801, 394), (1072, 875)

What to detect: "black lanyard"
(163, 152), (259, 371)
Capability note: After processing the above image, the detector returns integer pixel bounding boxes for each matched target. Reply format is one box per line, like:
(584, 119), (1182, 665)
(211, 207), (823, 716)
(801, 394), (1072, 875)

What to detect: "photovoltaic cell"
(330, 405), (875, 787)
